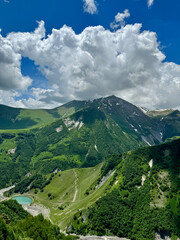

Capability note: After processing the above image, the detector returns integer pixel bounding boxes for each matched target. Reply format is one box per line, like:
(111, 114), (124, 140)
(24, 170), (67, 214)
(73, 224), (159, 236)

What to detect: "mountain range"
(0, 95), (180, 240)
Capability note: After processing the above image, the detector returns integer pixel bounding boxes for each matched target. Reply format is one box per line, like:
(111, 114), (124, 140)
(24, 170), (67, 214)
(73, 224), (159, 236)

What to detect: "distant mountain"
(161, 110), (180, 141)
(0, 101), (86, 130)
(1, 97), (179, 240)
(0, 96), (180, 189)
(146, 109), (174, 118)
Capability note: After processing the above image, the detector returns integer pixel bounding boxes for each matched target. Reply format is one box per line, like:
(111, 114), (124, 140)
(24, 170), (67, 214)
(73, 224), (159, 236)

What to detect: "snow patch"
(141, 136), (152, 146)
(139, 106), (148, 114)
(141, 175), (146, 186)
(63, 117), (83, 131)
(160, 132), (163, 140)
(115, 180), (119, 185)
(149, 159), (153, 168)
(129, 123), (134, 128)
(94, 144), (98, 152)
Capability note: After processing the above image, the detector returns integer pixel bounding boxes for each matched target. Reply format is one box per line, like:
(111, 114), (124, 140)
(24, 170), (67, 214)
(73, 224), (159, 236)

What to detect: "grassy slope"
(0, 100), (86, 130)
(0, 108), (144, 189)
(146, 109), (174, 119)
(31, 164), (114, 230)
(0, 105), (57, 130)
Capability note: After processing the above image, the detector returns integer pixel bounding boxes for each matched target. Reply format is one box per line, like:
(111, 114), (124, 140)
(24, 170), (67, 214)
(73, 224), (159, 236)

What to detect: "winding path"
(73, 169), (78, 202)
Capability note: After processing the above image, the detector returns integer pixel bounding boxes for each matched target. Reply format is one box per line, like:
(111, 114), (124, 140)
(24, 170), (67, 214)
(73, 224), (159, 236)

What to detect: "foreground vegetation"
(0, 200), (76, 240)
(70, 139), (180, 240)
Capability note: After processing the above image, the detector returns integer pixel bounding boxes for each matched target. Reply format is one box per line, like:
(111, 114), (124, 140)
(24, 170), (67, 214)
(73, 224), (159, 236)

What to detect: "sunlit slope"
(31, 164), (113, 230)
(0, 100), (87, 130)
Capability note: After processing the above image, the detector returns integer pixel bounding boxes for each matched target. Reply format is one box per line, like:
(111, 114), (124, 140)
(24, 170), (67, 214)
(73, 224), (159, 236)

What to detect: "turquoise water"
(12, 196), (33, 205)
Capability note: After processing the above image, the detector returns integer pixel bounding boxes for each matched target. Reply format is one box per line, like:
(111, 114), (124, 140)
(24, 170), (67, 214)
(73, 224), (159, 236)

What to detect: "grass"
(18, 109), (57, 128)
(146, 109), (174, 118)
(30, 163), (114, 230)
(0, 138), (17, 162)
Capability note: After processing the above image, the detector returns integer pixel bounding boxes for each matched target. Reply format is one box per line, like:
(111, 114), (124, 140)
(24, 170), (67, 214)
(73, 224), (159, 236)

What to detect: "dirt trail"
(0, 185), (15, 202)
(73, 169), (78, 202)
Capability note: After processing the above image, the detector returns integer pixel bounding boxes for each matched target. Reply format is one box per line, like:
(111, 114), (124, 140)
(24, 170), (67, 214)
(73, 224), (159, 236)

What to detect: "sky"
(0, 0), (180, 109)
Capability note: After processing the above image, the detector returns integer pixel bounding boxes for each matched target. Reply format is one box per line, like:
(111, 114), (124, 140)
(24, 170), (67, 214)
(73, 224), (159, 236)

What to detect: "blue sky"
(0, 0), (180, 109)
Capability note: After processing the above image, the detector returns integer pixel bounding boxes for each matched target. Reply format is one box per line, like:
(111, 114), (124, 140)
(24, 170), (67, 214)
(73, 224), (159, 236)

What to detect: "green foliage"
(0, 200), (77, 240)
(0, 218), (16, 240)
(73, 139), (180, 239)
(0, 200), (29, 222)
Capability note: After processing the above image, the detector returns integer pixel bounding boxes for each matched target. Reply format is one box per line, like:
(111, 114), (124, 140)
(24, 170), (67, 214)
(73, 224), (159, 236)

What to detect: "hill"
(69, 138), (180, 239)
(0, 100), (87, 130)
(5, 138), (179, 240)
(0, 96), (180, 189)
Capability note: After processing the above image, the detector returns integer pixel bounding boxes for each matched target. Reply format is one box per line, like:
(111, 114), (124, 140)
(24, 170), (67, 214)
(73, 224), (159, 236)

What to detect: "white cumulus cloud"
(111, 9), (130, 29)
(0, 17), (179, 109)
(148, 0), (154, 7)
(0, 30), (32, 91)
(83, 0), (97, 14)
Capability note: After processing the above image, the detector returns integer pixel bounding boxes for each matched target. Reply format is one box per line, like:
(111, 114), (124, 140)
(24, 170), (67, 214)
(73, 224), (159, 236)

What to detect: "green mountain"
(0, 96), (179, 240)
(5, 138), (179, 240)
(0, 96), (180, 189)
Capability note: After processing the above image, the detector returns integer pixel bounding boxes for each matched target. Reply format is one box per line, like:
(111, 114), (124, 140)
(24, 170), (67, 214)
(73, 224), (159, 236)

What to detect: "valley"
(0, 96), (179, 240)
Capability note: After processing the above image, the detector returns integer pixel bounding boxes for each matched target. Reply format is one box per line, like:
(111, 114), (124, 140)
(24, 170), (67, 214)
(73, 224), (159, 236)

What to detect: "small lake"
(12, 196), (33, 205)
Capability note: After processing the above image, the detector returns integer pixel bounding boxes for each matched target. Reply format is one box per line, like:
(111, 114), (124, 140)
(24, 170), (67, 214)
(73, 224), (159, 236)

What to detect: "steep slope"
(0, 105), (145, 189)
(6, 138), (180, 239)
(0, 96), (180, 189)
(28, 164), (113, 230)
(71, 138), (180, 239)
(92, 96), (162, 145)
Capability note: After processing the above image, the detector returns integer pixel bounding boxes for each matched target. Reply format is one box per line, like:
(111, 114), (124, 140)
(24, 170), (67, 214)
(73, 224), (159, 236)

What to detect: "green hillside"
(0, 100), (87, 130)
(70, 138), (180, 239)
(0, 106), (145, 189)
(0, 96), (180, 190)
(29, 164), (114, 230)
(5, 138), (180, 240)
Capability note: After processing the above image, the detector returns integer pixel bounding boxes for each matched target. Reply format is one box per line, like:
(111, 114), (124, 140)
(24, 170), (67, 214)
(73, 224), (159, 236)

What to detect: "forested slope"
(70, 138), (180, 240)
